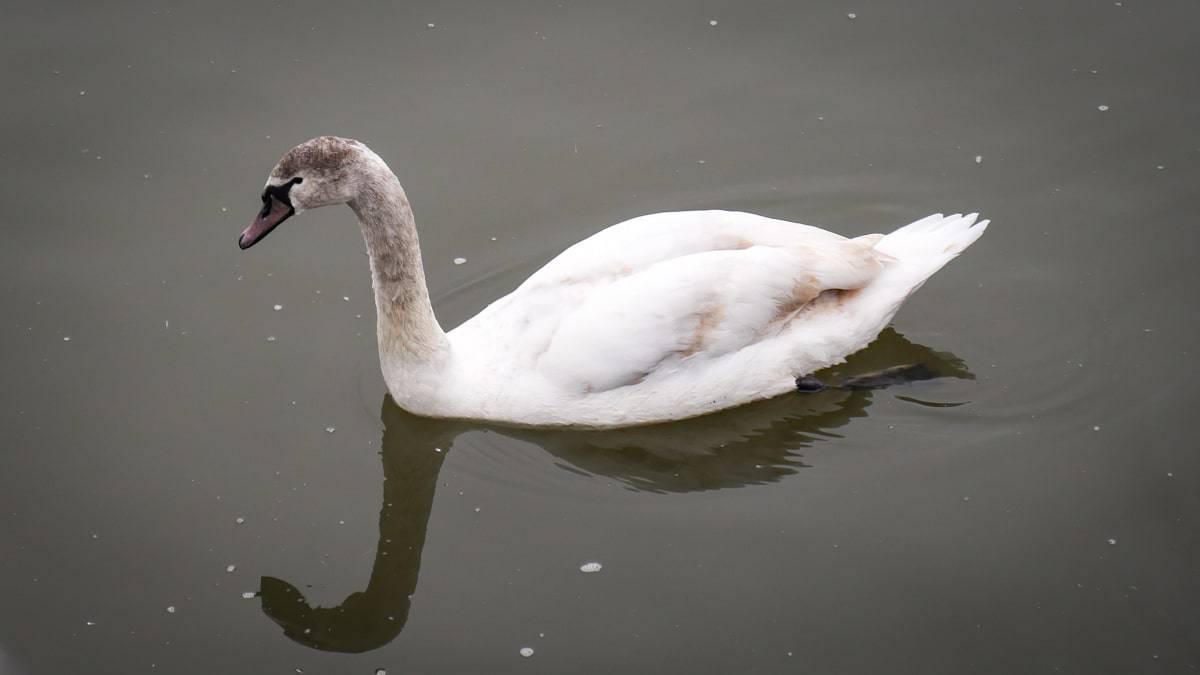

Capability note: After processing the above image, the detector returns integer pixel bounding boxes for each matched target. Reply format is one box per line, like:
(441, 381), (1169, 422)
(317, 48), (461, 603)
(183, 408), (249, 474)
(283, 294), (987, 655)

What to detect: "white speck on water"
(273, 304), (282, 311)
(166, 606), (176, 614)
(847, 12), (857, 19)
(86, 621), (96, 626)
(434, 447), (443, 453)
(580, 561), (603, 573)
(235, 516), (245, 525)
(1156, 165), (1165, 170)
(1167, 472), (1174, 477)
(241, 591), (256, 599)
(1093, 425), (1101, 431)
(696, 159), (706, 164)
(266, 336), (276, 342)
(519, 647), (534, 658)
(474, 507), (481, 513)
(1097, 104), (1109, 111)
(143, 174), (150, 179)
(708, 19), (718, 26)
(375, 670), (387, 675)
(79, 90), (86, 96)
(342, 296), (349, 301)
(453, 257), (467, 265)
(225, 564), (236, 573)
(1107, 538), (1117, 546)
(220, 206), (228, 213)
(63, 336), (71, 341)
(325, 426), (336, 434)
(427, 22), (436, 28)
(91, 533), (99, 539)
(975, 155), (983, 164)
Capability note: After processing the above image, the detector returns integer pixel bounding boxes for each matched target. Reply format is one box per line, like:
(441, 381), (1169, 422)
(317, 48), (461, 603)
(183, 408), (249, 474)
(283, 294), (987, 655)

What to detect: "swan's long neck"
(349, 167), (449, 370)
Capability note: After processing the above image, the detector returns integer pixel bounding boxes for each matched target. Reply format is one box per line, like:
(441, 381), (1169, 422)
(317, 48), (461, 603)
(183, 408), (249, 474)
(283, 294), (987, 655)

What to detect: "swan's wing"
(526, 242), (885, 394)
(516, 210), (864, 292)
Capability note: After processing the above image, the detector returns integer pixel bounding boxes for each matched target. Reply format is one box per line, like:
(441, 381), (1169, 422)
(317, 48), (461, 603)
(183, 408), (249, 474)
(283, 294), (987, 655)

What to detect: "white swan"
(240, 136), (987, 428)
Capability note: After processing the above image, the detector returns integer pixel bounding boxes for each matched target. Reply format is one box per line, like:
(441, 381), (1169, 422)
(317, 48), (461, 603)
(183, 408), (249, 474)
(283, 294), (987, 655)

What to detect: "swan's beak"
(239, 195), (294, 250)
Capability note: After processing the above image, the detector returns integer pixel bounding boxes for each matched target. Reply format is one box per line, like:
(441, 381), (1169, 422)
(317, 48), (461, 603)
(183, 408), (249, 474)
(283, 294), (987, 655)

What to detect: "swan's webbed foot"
(841, 363), (937, 389)
(795, 376), (825, 392)
(796, 363), (939, 394)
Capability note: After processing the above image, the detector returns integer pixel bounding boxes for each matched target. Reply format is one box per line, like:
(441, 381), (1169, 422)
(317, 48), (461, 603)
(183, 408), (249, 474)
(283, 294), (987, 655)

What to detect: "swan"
(239, 136), (987, 428)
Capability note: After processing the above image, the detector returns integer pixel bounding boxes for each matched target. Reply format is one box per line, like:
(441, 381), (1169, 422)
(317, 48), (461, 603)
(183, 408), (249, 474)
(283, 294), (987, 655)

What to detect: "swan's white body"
(248, 138), (988, 429)
(405, 210), (986, 427)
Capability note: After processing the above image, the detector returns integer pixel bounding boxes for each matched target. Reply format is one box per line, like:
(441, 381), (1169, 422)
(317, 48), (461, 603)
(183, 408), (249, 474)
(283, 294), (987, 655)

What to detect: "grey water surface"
(2, 0), (1199, 673)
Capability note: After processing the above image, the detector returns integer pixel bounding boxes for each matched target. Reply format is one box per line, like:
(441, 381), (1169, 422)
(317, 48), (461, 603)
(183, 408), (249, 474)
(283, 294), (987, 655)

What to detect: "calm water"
(2, 1), (1199, 673)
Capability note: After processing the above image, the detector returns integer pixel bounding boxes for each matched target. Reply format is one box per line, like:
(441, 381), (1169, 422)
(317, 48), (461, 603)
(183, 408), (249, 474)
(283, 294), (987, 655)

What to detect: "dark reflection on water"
(261, 328), (970, 652)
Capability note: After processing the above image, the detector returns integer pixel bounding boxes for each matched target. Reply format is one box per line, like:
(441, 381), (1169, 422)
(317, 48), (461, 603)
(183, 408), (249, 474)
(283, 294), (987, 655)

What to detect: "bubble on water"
(235, 516), (245, 524)
(266, 336), (276, 342)
(1107, 538), (1117, 546)
(427, 22), (436, 28)
(847, 12), (857, 19)
(220, 206), (228, 213)
(166, 606), (176, 613)
(342, 296), (349, 301)
(325, 426), (336, 434)
(79, 90), (86, 96)
(474, 507), (481, 513)
(434, 447), (443, 453)
(86, 621), (96, 626)
(579, 562), (603, 573)
(375, 670), (387, 675)
(1156, 165), (1164, 170)
(273, 304), (282, 311)
(63, 336), (71, 341)
(519, 647), (534, 658)
(708, 19), (718, 26)
(1097, 104), (1109, 112)
(975, 155), (983, 164)
(242, 591), (256, 599)
(226, 564), (236, 573)
(453, 257), (467, 265)
(1093, 425), (1100, 431)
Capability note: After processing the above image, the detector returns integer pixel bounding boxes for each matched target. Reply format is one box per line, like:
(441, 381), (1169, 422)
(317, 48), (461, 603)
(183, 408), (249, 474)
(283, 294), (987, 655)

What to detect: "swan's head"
(239, 136), (380, 250)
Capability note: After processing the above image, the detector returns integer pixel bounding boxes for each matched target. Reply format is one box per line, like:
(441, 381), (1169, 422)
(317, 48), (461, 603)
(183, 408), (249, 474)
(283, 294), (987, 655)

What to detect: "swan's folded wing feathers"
(533, 241), (884, 394)
(516, 210), (858, 292)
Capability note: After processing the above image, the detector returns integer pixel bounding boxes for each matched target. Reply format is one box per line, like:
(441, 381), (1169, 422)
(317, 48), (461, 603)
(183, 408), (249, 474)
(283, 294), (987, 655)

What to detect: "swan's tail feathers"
(874, 212), (988, 278)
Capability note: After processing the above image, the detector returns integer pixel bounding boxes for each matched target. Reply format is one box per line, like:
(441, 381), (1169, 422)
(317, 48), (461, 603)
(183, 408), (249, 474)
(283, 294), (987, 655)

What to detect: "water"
(2, 0), (1198, 673)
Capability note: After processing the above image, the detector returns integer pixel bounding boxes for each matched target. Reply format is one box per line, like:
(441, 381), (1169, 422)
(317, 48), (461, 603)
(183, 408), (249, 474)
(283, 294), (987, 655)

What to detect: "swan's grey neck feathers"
(349, 168), (448, 365)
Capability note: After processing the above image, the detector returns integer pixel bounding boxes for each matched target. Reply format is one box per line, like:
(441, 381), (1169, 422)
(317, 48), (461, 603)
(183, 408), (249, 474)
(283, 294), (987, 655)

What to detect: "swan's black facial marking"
(241, 177), (302, 250)
(259, 177), (303, 217)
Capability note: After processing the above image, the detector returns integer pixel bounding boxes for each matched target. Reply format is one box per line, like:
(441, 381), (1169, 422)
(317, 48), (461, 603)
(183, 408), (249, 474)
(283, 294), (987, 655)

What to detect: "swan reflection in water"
(259, 328), (972, 652)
